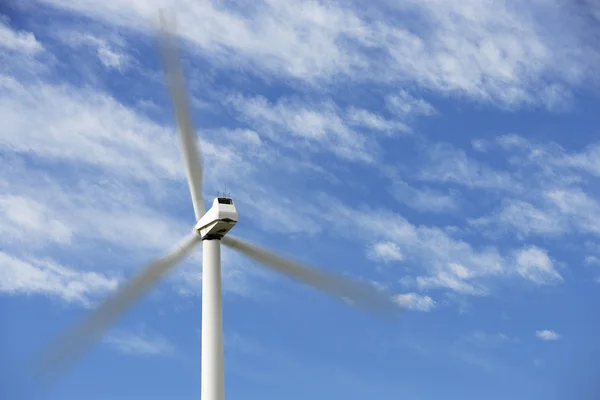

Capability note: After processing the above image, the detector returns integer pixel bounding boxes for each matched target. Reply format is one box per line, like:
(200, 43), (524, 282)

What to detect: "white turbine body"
(198, 198), (238, 400)
(196, 197), (239, 240)
(33, 10), (401, 398)
(202, 238), (224, 400)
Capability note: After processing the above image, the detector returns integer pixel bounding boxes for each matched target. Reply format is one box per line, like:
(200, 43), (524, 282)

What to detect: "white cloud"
(0, 20), (49, 78)
(535, 330), (561, 341)
(449, 329), (519, 372)
(35, 0), (599, 107)
(419, 143), (521, 191)
(96, 43), (127, 69)
(495, 134), (532, 151)
(465, 330), (516, 347)
(470, 199), (565, 237)
(233, 188), (323, 236)
(544, 189), (600, 235)
(0, 78), (181, 182)
(0, 251), (119, 306)
(104, 330), (175, 356)
(0, 153), (263, 304)
(471, 167), (600, 241)
(346, 107), (409, 135)
(316, 195), (561, 297)
(386, 0), (595, 106)
(471, 139), (488, 152)
(0, 0), (593, 320)
(515, 246), (562, 285)
(416, 270), (487, 296)
(389, 180), (458, 213)
(0, 162), (188, 254)
(394, 292), (436, 312)
(463, 136), (600, 284)
(228, 94), (378, 163)
(0, 18), (43, 54)
(37, 0), (375, 82)
(585, 255), (600, 266)
(0, 75), (263, 191)
(385, 91), (436, 118)
(0, 194), (73, 246)
(465, 135), (600, 249)
(483, 133), (600, 182)
(55, 30), (130, 70)
(0, 63), (565, 307)
(367, 241), (404, 263)
(226, 93), (426, 165)
(0, 74), (268, 302)
(2, 25), (380, 305)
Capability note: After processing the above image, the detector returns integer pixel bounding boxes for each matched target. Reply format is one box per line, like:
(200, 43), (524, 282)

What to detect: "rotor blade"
(34, 232), (201, 382)
(221, 235), (402, 315)
(157, 10), (205, 219)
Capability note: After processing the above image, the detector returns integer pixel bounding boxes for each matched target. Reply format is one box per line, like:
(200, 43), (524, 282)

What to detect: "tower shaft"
(201, 239), (224, 400)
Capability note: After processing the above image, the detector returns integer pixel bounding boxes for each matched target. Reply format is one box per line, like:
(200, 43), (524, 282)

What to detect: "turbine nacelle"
(195, 197), (238, 240)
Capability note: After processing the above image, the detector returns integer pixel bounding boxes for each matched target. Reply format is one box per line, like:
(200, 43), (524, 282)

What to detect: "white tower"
(195, 197), (238, 400)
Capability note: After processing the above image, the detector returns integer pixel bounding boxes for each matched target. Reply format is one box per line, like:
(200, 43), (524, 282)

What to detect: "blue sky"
(1, 0), (600, 399)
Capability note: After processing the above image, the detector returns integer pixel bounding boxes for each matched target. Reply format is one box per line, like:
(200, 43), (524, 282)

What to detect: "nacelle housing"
(195, 197), (238, 240)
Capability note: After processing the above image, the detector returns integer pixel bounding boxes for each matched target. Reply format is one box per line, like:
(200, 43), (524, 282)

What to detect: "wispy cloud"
(464, 330), (518, 347)
(0, 18), (50, 78)
(54, 29), (131, 70)
(104, 330), (175, 356)
(467, 135), (600, 249)
(385, 91), (436, 119)
(0, 252), (119, 306)
(0, 2), (592, 326)
(346, 107), (409, 135)
(535, 330), (561, 341)
(515, 246), (562, 285)
(449, 329), (519, 373)
(470, 199), (566, 238)
(3, 4), (597, 397)
(0, 194), (73, 246)
(228, 94), (381, 163)
(419, 143), (521, 191)
(36, 0), (600, 107)
(0, 76), (263, 303)
(0, 17), (43, 54)
(316, 195), (563, 297)
(0, 78), (182, 183)
(389, 180), (459, 213)
(367, 241), (404, 263)
(394, 292), (436, 312)
(585, 255), (600, 266)
(0, 161), (188, 254)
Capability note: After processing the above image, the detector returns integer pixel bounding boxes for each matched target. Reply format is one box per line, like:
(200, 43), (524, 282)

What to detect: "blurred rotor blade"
(157, 10), (205, 219)
(222, 235), (402, 316)
(34, 232), (201, 382)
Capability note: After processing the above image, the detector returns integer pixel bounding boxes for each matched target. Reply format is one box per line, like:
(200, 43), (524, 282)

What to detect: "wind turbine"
(34, 11), (400, 400)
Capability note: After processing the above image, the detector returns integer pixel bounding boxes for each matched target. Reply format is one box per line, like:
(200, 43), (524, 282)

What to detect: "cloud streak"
(0, 18), (43, 54)
(315, 195), (563, 296)
(394, 293), (435, 312)
(0, 252), (119, 306)
(535, 330), (561, 341)
(35, 0), (600, 107)
(104, 330), (175, 356)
